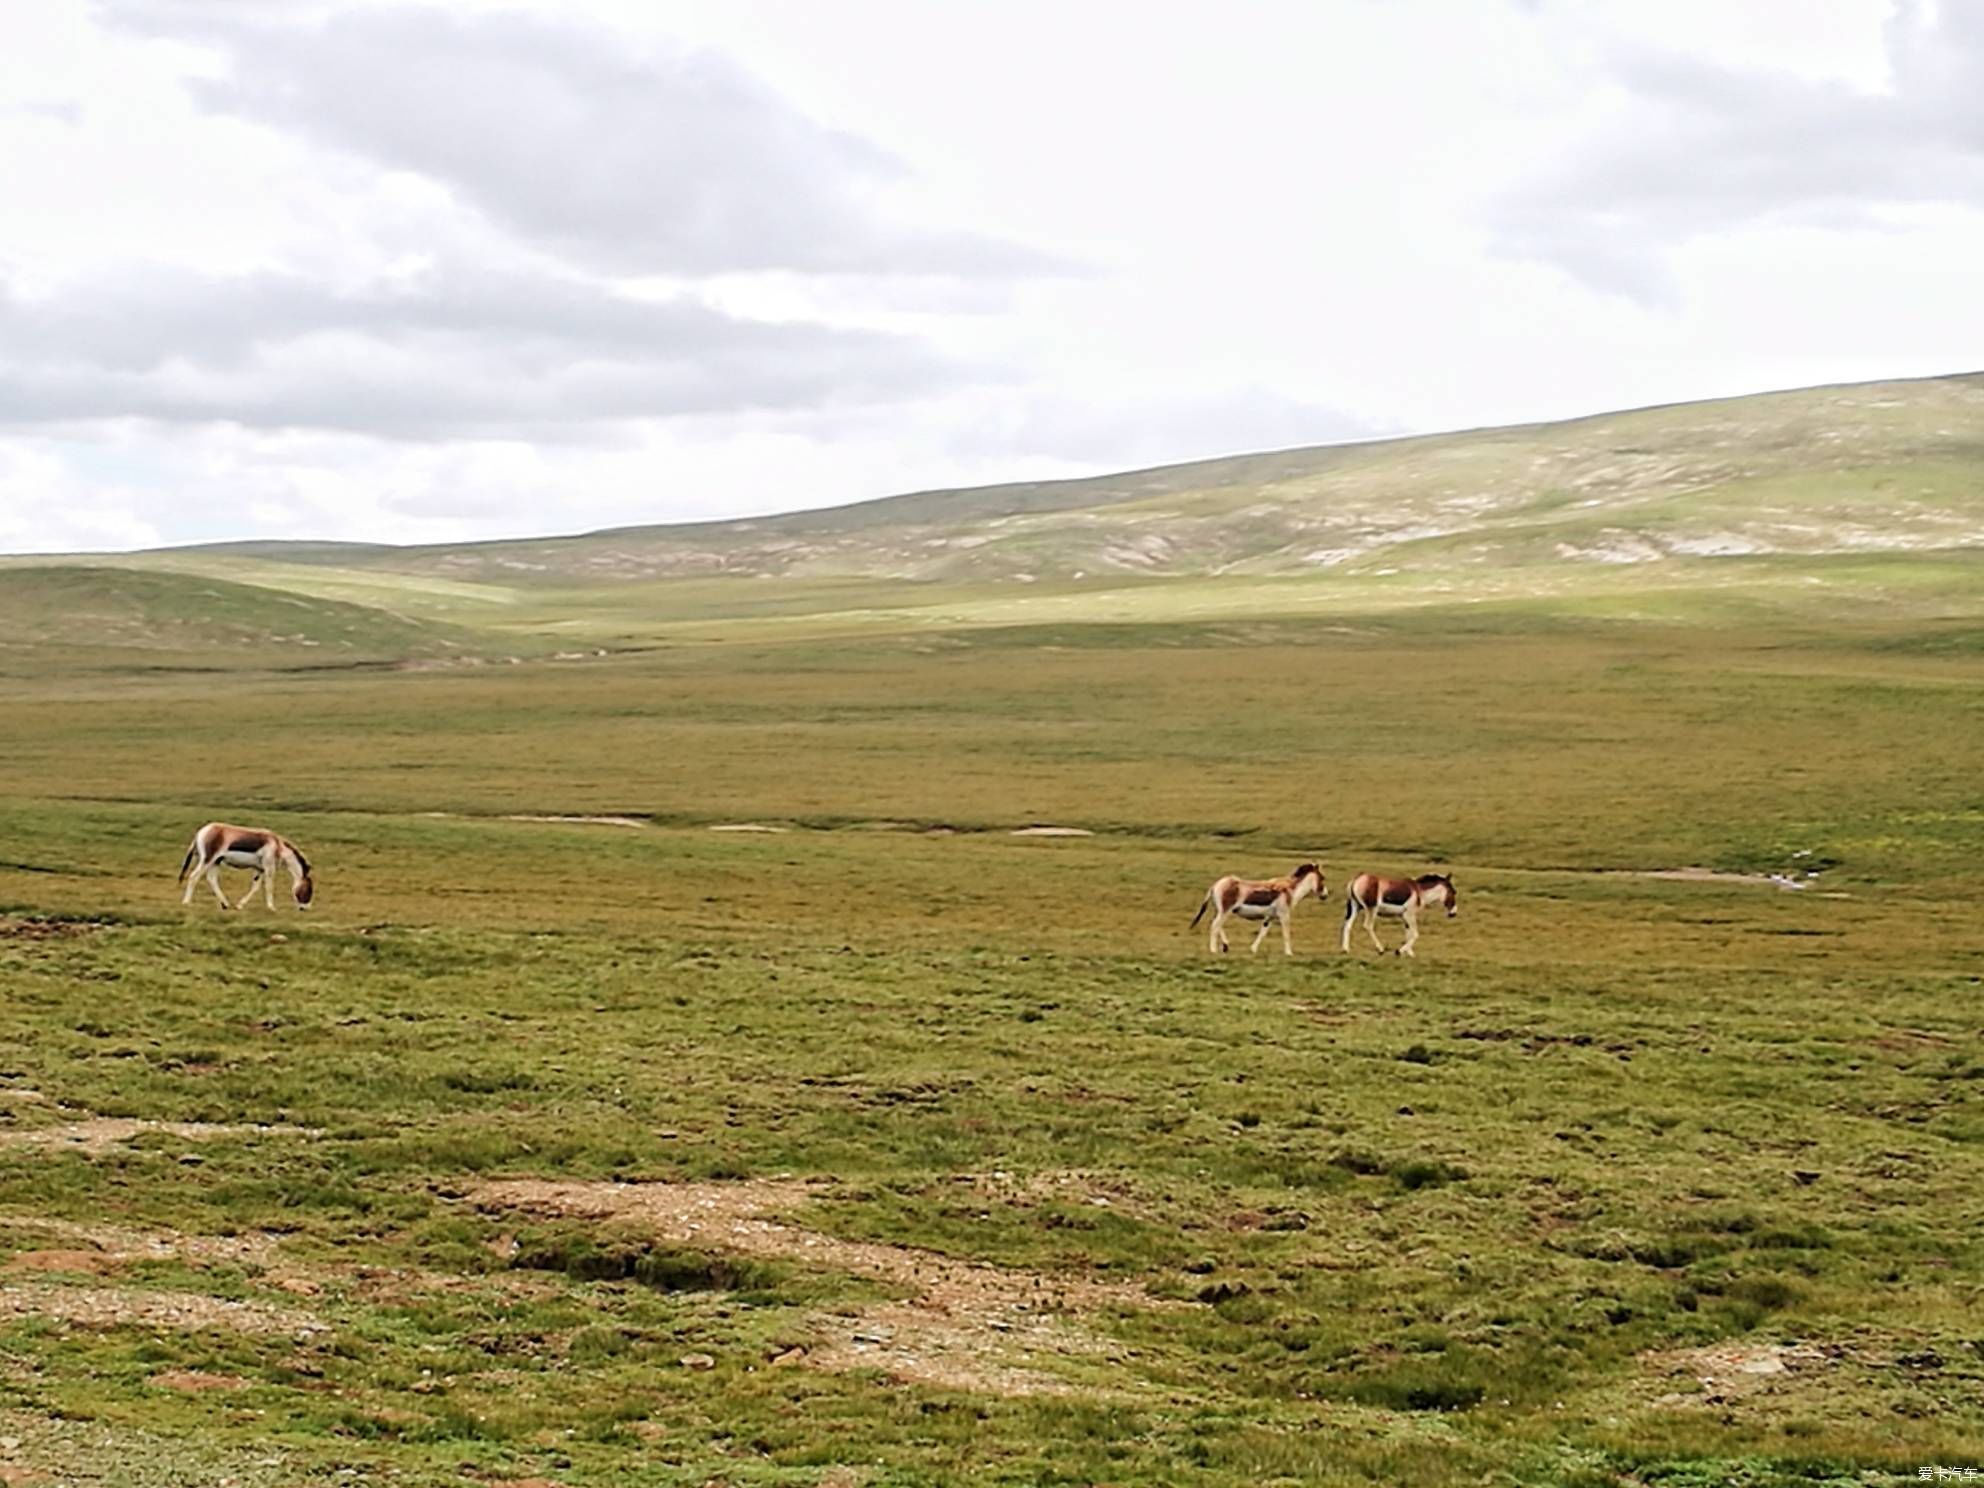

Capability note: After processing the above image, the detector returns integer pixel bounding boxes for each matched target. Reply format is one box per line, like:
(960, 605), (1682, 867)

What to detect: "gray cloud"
(1491, 0), (1984, 298)
(117, 3), (1052, 278)
(0, 264), (968, 436)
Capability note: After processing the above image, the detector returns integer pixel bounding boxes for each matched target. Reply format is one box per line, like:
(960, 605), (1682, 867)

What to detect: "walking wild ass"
(1341, 872), (1455, 957)
(1190, 863), (1326, 956)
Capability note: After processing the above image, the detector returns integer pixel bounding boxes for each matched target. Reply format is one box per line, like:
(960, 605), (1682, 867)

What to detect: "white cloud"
(1, 0), (1979, 553)
(111, 2), (1053, 278)
(1488, 0), (1984, 296)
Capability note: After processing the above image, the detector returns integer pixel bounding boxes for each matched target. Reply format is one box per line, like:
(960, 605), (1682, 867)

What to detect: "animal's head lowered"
(1419, 873), (1456, 917)
(1292, 863), (1327, 901)
(290, 850), (315, 910)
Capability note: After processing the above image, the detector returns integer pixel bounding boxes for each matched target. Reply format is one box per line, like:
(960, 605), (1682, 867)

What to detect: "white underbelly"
(1233, 903), (1277, 920)
(213, 850), (265, 870)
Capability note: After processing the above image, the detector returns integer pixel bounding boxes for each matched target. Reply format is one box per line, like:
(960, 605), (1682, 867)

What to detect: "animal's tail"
(177, 843), (199, 882)
(1189, 894), (1211, 930)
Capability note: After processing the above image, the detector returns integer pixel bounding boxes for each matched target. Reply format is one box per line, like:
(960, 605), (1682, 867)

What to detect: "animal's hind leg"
(181, 856), (205, 905)
(1209, 910), (1229, 955)
(1363, 908), (1387, 954)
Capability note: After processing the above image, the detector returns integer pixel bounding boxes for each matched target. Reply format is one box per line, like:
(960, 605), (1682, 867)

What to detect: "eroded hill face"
(152, 372), (1984, 584)
(6, 373), (1981, 673)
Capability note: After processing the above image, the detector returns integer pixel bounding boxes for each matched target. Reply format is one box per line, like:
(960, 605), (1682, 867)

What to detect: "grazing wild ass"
(1341, 872), (1455, 957)
(1190, 863), (1326, 956)
(178, 822), (314, 911)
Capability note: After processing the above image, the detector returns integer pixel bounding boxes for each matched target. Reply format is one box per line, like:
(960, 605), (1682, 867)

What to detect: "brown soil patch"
(0, 1117), (322, 1154)
(1645, 1341), (1838, 1406)
(466, 1178), (1172, 1397)
(0, 918), (105, 942)
(958, 1168), (1153, 1218)
(1, 1217), (283, 1271)
(0, 1214), (555, 1319)
(150, 1370), (249, 1393)
(1010, 826), (1094, 837)
(0, 1466), (47, 1487)
(0, 1282), (326, 1336)
(1, 1250), (123, 1278)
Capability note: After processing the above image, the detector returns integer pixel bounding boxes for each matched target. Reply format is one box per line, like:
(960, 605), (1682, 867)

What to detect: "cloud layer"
(1491, 0), (1984, 296)
(0, 263), (962, 436)
(142, 4), (1047, 278)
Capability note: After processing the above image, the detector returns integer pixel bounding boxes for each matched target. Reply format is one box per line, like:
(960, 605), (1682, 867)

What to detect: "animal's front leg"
(205, 867), (232, 909)
(1363, 909), (1387, 954)
(237, 873), (263, 910)
(1398, 905), (1418, 957)
(1281, 910), (1295, 956)
(1250, 914), (1275, 954)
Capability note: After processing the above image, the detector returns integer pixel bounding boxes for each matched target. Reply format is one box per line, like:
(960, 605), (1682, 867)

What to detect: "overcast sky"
(2, 0), (1980, 552)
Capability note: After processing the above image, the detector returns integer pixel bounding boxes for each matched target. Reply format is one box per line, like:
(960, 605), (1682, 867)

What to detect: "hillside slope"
(155, 372), (1984, 584)
(0, 566), (482, 671)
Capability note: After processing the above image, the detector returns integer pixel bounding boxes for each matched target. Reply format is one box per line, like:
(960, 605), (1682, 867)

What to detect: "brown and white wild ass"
(178, 823), (314, 911)
(1190, 863), (1326, 956)
(1340, 872), (1455, 957)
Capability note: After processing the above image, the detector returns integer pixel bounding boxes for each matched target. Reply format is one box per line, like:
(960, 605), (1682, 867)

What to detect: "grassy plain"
(1, 554), (1982, 1484)
(0, 599), (1976, 1488)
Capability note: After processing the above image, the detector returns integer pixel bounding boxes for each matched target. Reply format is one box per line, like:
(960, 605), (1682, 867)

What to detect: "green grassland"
(3, 610), (1982, 1486)
(2, 377), (1983, 1484)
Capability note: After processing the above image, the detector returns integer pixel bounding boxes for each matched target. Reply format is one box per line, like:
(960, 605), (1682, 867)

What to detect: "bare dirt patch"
(0, 1217), (282, 1271)
(952, 1168), (1156, 1220)
(1645, 1341), (1840, 1407)
(0, 1117), (322, 1155)
(707, 822), (790, 833)
(0, 1282), (325, 1337)
(1010, 826), (1094, 838)
(0, 918), (108, 942)
(149, 1370), (249, 1393)
(1602, 867), (1842, 893)
(504, 815), (646, 829)
(0, 1215), (556, 1320)
(1, 1250), (124, 1278)
(465, 1177), (1172, 1397)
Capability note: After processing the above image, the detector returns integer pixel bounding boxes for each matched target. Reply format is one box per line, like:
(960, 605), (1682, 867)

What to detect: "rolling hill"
(152, 371), (1984, 584)
(5, 371), (1981, 666)
(0, 565), (479, 672)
